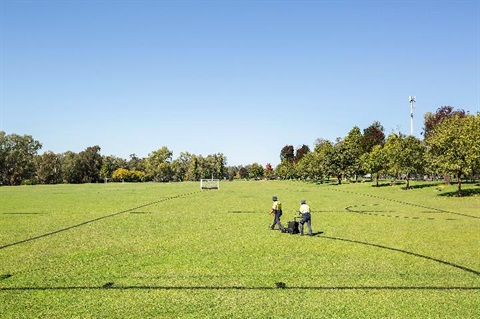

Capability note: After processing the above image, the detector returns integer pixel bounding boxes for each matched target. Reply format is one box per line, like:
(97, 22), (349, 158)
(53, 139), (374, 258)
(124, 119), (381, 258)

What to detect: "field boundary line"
(320, 235), (480, 277)
(1, 285), (479, 291)
(344, 205), (457, 221)
(0, 190), (201, 251)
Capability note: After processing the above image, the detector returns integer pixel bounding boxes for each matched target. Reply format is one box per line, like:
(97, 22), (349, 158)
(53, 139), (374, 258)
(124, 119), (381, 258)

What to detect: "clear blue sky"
(1, 0), (479, 166)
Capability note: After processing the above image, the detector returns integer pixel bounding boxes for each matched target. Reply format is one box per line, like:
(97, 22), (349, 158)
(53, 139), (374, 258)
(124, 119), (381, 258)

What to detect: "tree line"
(1, 106), (479, 195)
(0, 136), (227, 185)
(273, 106), (479, 195)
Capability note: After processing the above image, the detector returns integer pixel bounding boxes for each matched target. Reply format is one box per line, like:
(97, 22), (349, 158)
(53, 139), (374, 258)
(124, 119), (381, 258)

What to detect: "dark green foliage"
(0, 132), (42, 185)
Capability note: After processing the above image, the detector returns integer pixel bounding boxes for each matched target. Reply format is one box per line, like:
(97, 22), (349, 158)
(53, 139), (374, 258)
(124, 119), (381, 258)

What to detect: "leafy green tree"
(383, 134), (401, 179)
(249, 162), (264, 179)
(323, 128), (364, 184)
(127, 154), (146, 172)
(187, 153), (227, 180)
(325, 128), (364, 184)
(185, 155), (199, 181)
(325, 139), (346, 184)
(100, 155), (127, 182)
(314, 138), (334, 181)
(0, 131), (5, 182)
(207, 153), (226, 179)
(275, 159), (296, 179)
(237, 166), (249, 179)
(171, 152), (192, 181)
(78, 146), (103, 183)
(423, 106), (466, 139)
(297, 139), (334, 182)
(384, 133), (425, 189)
(61, 151), (83, 184)
(35, 151), (61, 184)
(360, 145), (387, 186)
(343, 126), (364, 180)
(0, 132), (42, 185)
(146, 146), (173, 182)
(198, 155), (210, 179)
(295, 151), (321, 181)
(225, 165), (239, 181)
(264, 163), (275, 180)
(425, 113), (480, 195)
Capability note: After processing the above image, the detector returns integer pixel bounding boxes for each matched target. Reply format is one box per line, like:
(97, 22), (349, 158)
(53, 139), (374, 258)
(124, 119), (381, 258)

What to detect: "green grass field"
(1, 180), (479, 318)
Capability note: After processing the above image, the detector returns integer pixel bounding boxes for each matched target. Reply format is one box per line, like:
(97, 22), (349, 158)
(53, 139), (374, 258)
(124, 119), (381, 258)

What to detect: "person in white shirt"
(298, 199), (312, 236)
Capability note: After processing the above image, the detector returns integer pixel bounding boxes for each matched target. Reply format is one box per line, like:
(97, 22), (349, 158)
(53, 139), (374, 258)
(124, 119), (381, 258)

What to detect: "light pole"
(409, 96), (416, 136)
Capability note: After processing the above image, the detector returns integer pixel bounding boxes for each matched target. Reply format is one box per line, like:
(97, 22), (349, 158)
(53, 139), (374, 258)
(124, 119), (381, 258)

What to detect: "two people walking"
(269, 196), (313, 236)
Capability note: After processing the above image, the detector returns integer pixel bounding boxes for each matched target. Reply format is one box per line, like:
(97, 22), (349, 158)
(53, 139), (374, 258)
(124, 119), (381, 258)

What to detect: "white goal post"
(200, 179), (220, 190)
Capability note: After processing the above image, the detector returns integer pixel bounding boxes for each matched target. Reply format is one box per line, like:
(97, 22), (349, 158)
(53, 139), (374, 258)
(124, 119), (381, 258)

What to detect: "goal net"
(200, 179), (220, 190)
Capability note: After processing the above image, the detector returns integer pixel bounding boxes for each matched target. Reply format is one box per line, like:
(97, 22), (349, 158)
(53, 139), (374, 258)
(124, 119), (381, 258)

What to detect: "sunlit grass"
(1, 180), (479, 318)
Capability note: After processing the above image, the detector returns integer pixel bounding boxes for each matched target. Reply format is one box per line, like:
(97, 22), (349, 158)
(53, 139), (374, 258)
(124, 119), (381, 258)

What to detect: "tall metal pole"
(409, 96), (416, 136)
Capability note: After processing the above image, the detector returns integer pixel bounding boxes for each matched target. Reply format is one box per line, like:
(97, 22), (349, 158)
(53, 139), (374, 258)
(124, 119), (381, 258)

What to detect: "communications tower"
(408, 96), (416, 136)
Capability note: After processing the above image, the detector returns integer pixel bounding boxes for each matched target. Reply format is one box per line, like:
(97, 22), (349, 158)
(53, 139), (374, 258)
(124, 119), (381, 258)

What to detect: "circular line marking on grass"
(0, 190), (203, 251)
(227, 210), (256, 214)
(344, 205), (446, 221)
(329, 188), (479, 220)
(319, 235), (480, 277)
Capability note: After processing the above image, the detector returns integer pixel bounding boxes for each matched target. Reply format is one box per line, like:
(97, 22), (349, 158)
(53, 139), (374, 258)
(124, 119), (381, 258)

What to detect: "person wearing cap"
(270, 196), (285, 232)
(298, 199), (313, 236)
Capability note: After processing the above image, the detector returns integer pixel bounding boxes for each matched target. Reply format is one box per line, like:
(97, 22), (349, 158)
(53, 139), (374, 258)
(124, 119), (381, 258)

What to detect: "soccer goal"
(200, 179), (220, 190)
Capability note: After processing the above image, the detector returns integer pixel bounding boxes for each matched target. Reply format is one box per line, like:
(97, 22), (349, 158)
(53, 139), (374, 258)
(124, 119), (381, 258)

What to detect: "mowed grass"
(0, 180), (479, 318)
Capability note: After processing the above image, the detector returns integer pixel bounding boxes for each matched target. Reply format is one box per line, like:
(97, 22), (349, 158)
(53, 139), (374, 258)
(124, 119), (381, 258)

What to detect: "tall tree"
(280, 145), (295, 163)
(78, 146), (103, 183)
(185, 155), (200, 181)
(296, 151), (323, 181)
(343, 126), (364, 179)
(0, 132), (42, 185)
(264, 163), (275, 180)
(315, 138), (335, 181)
(384, 133), (425, 189)
(360, 145), (387, 187)
(237, 166), (249, 179)
(0, 131), (5, 183)
(295, 144), (310, 162)
(100, 155), (127, 182)
(362, 121), (385, 153)
(326, 127), (364, 182)
(127, 154), (146, 172)
(249, 162), (264, 179)
(425, 113), (480, 195)
(35, 151), (61, 184)
(275, 159), (296, 179)
(146, 146), (173, 182)
(171, 151), (193, 181)
(61, 151), (83, 184)
(423, 106), (466, 139)
(225, 165), (239, 181)
(210, 153), (226, 179)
